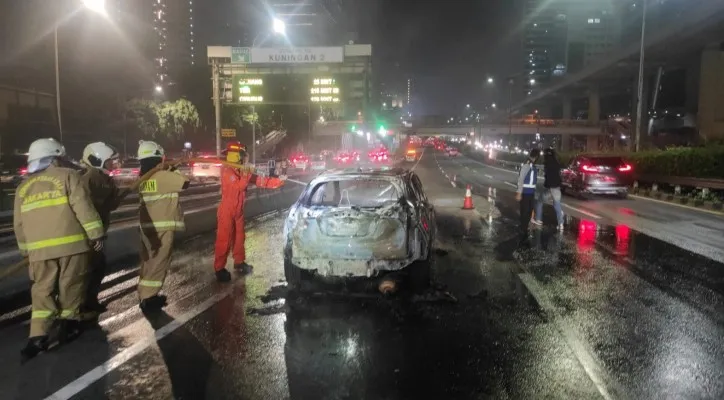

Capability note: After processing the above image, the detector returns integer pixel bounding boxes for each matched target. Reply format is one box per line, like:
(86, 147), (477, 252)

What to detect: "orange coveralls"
(214, 167), (283, 271)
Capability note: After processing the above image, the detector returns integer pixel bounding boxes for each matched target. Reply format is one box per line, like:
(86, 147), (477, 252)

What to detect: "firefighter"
(79, 142), (129, 317)
(14, 138), (105, 361)
(214, 141), (285, 282)
(136, 140), (189, 312)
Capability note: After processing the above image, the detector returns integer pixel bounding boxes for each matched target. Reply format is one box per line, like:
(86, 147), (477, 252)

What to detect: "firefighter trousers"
(85, 249), (106, 307)
(138, 230), (175, 300)
(213, 209), (245, 271)
(29, 252), (91, 338)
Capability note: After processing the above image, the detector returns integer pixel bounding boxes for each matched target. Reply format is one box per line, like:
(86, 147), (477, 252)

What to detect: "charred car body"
(283, 168), (435, 288)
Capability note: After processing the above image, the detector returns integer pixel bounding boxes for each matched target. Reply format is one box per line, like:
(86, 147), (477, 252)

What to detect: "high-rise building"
(520, 0), (568, 96)
(112, 0), (196, 88)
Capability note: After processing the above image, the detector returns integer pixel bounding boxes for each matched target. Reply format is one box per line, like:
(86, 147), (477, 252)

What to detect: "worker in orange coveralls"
(214, 141), (285, 282)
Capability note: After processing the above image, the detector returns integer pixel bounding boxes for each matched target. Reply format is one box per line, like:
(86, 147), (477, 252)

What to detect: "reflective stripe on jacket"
(14, 165), (104, 262)
(138, 170), (188, 233)
(517, 162), (538, 195)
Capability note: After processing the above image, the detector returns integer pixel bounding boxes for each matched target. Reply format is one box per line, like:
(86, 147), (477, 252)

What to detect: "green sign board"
(231, 47), (251, 64)
(231, 75), (264, 104)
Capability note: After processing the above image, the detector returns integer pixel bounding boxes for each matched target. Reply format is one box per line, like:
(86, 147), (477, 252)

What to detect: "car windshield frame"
(305, 176), (403, 208)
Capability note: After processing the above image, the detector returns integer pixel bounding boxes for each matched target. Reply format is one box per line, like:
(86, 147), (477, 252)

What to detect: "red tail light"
(19, 167), (28, 175)
(581, 165), (599, 172)
(132, 169), (140, 175)
(109, 169), (120, 177)
(618, 164), (632, 172)
(214, 163), (222, 167)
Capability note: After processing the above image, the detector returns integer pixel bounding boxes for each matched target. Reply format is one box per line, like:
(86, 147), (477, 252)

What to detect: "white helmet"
(27, 138), (66, 163)
(137, 140), (164, 160)
(83, 142), (119, 171)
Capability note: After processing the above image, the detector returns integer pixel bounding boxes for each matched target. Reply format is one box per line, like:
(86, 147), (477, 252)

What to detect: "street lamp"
(466, 104), (470, 108)
(55, 0), (106, 141)
(154, 85), (163, 94)
(529, 78), (536, 85)
(487, 77), (494, 84)
(491, 103), (497, 108)
(634, 0), (648, 152)
(272, 18), (286, 35)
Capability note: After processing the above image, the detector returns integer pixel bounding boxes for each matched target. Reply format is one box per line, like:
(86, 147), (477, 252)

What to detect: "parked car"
(446, 147), (460, 157)
(283, 168), (435, 290)
(110, 159), (141, 186)
(561, 155), (633, 199)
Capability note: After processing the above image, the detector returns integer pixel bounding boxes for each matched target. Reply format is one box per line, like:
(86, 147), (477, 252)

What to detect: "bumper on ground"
(290, 256), (416, 278)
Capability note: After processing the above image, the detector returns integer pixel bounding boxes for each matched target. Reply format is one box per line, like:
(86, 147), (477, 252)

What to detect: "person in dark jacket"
(516, 148), (540, 234)
(533, 147), (564, 230)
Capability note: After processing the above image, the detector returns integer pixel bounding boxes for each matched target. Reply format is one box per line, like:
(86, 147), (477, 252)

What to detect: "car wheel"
(284, 258), (304, 290)
(409, 240), (432, 292)
(617, 192), (628, 200)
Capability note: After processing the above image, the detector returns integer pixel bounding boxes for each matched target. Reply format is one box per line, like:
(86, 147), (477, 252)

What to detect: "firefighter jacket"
(138, 169), (189, 232)
(219, 167), (284, 212)
(82, 168), (128, 233)
(13, 165), (105, 262)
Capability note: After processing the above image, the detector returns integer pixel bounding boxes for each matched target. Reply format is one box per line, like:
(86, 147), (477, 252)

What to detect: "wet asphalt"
(0, 150), (723, 399)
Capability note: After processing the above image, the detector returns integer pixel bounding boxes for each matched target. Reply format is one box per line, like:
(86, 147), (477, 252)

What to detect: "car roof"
(320, 167), (407, 177)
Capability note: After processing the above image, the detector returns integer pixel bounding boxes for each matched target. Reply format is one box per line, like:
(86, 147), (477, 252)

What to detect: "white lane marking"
(629, 194), (724, 217)
(562, 204), (602, 220)
(45, 290), (232, 400)
(504, 182), (517, 188)
(450, 181), (456, 188)
(484, 174), (493, 179)
(285, 178), (308, 186)
(517, 273), (621, 400)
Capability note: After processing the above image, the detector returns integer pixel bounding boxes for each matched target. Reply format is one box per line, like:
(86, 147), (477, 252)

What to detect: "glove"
(91, 239), (104, 252)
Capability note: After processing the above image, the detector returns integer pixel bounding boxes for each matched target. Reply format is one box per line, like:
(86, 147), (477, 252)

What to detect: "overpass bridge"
(516, 1), (724, 143)
(410, 120), (602, 136)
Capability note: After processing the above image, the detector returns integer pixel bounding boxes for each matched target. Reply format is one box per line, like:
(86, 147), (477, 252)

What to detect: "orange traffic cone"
(462, 184), (474, 210)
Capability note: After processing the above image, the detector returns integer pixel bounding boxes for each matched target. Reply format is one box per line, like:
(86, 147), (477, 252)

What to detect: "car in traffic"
(404, 149), (418, 162)
(561, 155), (633, 199)
(333, 151), (359, 166)
(446, 147), (460, 157)
(283, 168), (435, 290)
(290, 154), (310, 171)
(0, 155), (28, 184)
(191, 155), (222, 182)
(109, 159), (141, 186)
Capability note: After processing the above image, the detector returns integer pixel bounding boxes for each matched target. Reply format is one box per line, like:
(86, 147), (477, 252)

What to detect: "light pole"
(55, 0), (106, 142)
(634, 0), (648, 152)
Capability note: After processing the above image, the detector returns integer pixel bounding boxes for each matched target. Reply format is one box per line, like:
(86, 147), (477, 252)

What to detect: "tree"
(124, 98), (201, 145)
(124, 99), (160, 140)
(157, 98), (200, 142)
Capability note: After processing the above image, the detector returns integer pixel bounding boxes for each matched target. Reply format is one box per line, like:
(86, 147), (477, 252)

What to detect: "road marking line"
(504, 182), (517, 188)
(629, 194), (724, 217)
(45, 289), (232, 400)
(484, 174), (493, 179)
(562, 204), (602, 219)
(411, 148), (425, 171)
(450, 181), (456, 188)
(517, 273), (621, 400)
(285, 178), (308, 186)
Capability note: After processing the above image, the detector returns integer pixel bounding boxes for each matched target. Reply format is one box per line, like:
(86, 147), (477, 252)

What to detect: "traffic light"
(350, 124), (356, 132)
(378, 125), (386, 136)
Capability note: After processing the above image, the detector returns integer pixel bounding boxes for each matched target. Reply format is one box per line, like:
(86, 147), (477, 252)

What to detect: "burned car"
(283, 168), (436, 289)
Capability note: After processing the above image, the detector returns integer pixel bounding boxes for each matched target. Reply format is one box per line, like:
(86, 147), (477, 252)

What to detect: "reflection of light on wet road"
(615, 224), (631, 258)
(576, 220), (597, 273)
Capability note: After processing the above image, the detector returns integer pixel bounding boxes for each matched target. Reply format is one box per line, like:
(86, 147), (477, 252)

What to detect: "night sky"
(370, 0), (520, 115)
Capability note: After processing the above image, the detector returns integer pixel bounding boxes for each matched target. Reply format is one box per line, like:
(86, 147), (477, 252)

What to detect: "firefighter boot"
(20, 336), (49, 363)
(58, 320), (84, 345)
(216, 268), (231, 282)
(233, 262), (253, 276)
(140, 295), (168, 314)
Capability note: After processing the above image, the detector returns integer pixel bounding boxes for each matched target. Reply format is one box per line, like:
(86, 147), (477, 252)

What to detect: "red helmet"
(226, 141), (246, 153)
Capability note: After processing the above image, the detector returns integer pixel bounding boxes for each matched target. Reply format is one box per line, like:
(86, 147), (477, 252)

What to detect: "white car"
(191, 156), (222, 182)
(283, 168), (436, 290)
(446, 147), (459, 157)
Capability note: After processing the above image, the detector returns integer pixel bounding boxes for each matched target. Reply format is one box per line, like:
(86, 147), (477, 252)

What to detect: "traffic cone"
(462, 185), (474, 210)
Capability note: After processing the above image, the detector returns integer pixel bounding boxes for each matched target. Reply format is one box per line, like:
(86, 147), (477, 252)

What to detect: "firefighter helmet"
(27, 138), (66, 163)
(83, 142), (119, 170)
(137, 140), (165, 160)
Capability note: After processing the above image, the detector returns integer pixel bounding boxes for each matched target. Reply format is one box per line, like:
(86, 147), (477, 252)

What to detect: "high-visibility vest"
(14, 165), (105, 262)
(522, 163), (538, 195)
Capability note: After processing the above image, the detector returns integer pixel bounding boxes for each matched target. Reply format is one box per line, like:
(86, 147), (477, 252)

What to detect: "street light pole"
(634, 0), (648, 152)
(252, 105), (256, 164)
(54, 27), (63, 141)
(508, 79), (513, 146)
(213, 59), (222, 157)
